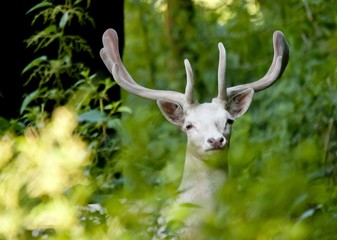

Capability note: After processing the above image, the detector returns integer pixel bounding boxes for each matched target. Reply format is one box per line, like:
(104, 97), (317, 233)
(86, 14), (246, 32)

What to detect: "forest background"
(0, 0), (336, 239)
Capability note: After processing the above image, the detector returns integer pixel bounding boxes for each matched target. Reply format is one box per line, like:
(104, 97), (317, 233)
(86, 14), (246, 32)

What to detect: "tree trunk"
(165, 0), (196, 88)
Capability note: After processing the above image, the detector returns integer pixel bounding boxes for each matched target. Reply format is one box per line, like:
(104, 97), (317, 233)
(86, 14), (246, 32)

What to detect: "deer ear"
(227, 88), (254, 118)
(157, 99), (185, 127)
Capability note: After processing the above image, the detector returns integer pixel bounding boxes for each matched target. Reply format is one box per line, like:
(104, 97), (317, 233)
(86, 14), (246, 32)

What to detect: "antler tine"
(217, 42), (227, 101)
(100, 29), (187, 106)
(227, 30), (289, 96)
(184, 59), (194, 104)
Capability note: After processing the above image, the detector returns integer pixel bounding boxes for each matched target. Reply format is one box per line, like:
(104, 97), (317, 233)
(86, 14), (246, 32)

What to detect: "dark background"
(1, 0), (124, 119)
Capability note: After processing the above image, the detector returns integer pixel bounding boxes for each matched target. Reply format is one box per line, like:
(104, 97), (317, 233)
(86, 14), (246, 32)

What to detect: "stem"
(99, 98), (107, 137)
(323, 118), (333, 163)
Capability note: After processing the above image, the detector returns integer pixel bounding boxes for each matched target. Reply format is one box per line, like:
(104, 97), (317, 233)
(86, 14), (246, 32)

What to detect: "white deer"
(100, 29), (289, 238)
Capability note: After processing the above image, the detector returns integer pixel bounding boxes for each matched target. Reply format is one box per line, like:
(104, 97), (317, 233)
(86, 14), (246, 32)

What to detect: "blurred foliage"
(0, 0), (336, 239)
(0, 107), (91, 239)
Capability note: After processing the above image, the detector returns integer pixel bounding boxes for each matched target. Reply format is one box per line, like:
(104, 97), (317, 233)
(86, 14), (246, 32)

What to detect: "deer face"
(157, 88), (254, 159)
(182, 103), (232, 158)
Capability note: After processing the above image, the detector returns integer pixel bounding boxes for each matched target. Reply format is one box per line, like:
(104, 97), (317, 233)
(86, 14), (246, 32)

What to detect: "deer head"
(100, 29), (289, 162)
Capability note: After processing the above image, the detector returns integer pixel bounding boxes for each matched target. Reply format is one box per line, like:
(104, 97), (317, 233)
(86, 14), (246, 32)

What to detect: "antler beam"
(100, 29), (194, 107)
(227, 30), (289, 96)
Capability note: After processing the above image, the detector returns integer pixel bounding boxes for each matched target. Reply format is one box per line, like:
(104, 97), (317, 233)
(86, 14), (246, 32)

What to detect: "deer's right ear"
(157, 99), (185, 127)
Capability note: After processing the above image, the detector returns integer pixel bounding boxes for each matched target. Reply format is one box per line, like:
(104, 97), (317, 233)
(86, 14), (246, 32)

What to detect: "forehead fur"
(185, 102), (230, 122)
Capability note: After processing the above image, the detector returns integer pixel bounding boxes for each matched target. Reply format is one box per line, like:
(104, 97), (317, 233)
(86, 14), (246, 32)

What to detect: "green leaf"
(0, 117), (10, 134)
(107, 118), (122, 130)
(117, 106), (132, 114)
(78, 110), (107, 123)
(59, 11), (70, 29)
(22, 56), (48, 74)
(20, 89), (42, 114)
(42, 25), (58, 35)
(26, 1), (54, 14)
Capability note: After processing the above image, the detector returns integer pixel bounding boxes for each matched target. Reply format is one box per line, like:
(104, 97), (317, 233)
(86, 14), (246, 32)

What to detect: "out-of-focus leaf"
(22, 56), (47, 74)
(107, 118), (122, 130)
(78, 110), (107, 123)
(26, 1), (54, 14)
(117, 106), (132, 114)
(0, 117), (10, 134)
(20, 89), (42, 114)
(59, 11), (69, 29)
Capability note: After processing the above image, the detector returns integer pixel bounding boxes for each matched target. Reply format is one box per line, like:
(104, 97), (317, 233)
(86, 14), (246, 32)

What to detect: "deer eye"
(227, 118), (234, 125)
(185, 123), (193, 130)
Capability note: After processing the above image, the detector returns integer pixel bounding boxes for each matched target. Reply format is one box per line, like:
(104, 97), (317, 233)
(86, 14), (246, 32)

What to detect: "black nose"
(207, 137), (224, 149)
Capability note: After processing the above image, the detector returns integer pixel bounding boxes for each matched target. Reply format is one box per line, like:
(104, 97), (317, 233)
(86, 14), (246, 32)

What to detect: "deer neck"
(177, 146), (228, 209)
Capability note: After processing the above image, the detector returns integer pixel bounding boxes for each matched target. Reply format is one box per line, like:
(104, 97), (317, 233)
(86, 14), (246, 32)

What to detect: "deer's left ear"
(227, 88), (254, 118)
(157, 99), (185, 127)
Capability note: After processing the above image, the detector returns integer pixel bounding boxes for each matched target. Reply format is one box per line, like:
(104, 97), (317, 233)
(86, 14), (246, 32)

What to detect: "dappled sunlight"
(194, 0), (263, 24)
